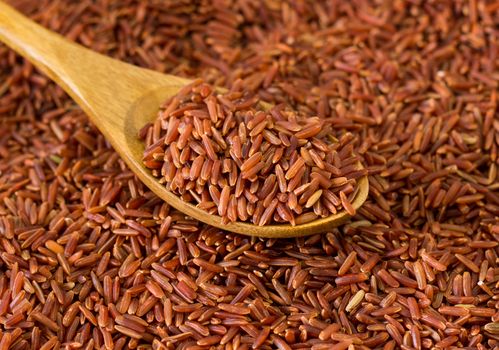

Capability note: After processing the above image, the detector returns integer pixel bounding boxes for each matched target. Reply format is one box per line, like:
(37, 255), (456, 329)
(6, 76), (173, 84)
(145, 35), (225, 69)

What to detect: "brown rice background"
(0, 1), (498, 349)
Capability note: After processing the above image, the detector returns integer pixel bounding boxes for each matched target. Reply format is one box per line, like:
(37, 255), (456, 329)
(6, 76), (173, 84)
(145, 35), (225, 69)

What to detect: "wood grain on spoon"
(0, 1), (368, 238)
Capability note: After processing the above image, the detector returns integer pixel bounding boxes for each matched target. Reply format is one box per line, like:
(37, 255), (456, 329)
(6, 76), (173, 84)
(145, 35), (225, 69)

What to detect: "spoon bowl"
(0, 1), (368, 238)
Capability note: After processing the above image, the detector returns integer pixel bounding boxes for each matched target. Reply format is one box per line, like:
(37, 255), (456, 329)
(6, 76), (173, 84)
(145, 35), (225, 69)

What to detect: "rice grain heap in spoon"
(140, 79), (365, 226)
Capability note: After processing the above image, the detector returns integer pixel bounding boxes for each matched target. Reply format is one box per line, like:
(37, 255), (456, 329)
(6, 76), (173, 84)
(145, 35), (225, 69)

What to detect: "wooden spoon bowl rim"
(125, 86), (369, 238)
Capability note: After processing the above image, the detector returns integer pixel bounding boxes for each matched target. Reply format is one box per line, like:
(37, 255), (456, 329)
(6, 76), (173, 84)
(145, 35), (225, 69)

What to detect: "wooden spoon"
(0, 2), (368, 238)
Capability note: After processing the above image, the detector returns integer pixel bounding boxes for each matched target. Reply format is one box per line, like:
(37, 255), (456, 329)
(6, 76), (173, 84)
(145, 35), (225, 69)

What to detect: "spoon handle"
(0, 2), (73, 84)
(0, 1), (151, 116)
(0, 2), (185, 125)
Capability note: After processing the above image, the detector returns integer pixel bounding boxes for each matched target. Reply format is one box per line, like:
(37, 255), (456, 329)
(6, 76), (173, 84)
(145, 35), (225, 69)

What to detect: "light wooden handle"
(0, 1), (188, 144)
(0, 2), (148, 118)
(0, 2), (73, 84)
